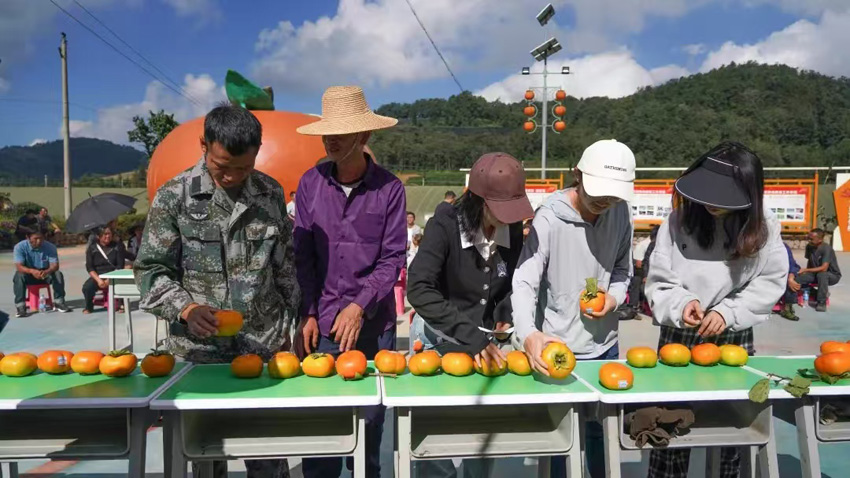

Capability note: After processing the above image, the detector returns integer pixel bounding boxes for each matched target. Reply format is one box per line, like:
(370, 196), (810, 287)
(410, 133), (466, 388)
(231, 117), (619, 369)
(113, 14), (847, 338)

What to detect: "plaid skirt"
(649, 325), (755, 478)
(657, 325), (755, 355)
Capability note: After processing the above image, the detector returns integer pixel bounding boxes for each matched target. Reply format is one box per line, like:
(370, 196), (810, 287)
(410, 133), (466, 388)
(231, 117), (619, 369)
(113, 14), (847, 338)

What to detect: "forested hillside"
(371, 62), (850, 171)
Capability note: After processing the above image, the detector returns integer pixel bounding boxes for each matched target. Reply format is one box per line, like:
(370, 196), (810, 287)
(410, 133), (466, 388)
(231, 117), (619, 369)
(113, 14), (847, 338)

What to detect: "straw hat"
(296, 86), (398, 136)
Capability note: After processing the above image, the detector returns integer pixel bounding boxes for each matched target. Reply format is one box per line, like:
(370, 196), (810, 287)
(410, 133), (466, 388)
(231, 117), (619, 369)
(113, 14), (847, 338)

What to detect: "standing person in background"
(407, 211), (422, 250)
(795, 228), (841, 312)
(512, 139), (636, 478)
(135, 105), (299, 478)
(408, 233), (422, 268)
(434, 190), (458, 218)
(779, 242), (801, 321)
(294, 86), (406, 478)
(645, 142), (787, 478)
(286, 191), (296, 221)
(407, 152), (532, 478)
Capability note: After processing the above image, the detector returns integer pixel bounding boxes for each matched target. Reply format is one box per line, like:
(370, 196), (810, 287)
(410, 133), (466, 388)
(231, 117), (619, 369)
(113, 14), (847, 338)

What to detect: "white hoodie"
(646, 208), (788, 330)
(512, 189), (633, 359)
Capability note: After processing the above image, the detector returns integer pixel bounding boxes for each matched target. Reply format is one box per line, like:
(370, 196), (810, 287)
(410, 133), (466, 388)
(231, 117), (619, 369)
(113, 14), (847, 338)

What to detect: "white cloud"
(742, 0), (850, 16)
(65, 73), (223, 144)
(700, 10), (850, 77)
(475, 50), (689, 102)
(160, 0), (221, 23)
(0, 78), (10, 94)
(29, 138), (47, 146)
(683, 43), (707, 56)
(250, 0), (709, 94)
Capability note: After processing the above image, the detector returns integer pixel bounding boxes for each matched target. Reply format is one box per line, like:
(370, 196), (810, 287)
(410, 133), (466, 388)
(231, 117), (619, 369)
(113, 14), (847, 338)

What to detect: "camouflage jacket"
(134, 158), (300, 363)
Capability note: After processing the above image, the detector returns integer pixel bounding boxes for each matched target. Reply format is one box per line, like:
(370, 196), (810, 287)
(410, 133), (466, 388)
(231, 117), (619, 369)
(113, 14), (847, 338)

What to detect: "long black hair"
(674, 141), (767, 258)
(455, 190), (486, 243)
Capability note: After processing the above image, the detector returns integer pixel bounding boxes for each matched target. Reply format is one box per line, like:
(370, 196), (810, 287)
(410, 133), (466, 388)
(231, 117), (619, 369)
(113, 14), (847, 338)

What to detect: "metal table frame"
(100, 270), (142, 352)
(574, 365), (780, 478)
(0, 364), (191, 478)
(384, 377), (598, 478)
(150, 372), (382, 478)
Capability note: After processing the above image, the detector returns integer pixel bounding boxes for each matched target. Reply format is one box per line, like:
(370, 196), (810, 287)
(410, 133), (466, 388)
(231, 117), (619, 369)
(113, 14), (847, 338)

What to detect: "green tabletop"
(573, 360), (765, 404)
(150, 363), (381, 410)
(382, 370), (597, 407)
(746, 356), (850, 396)
(0, 362), (189, 409)
(100, 269), (134, 279)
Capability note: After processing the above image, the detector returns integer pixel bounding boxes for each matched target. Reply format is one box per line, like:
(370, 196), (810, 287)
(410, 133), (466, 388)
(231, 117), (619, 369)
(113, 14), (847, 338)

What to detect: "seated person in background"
(126, 223), (144, 261)
(37, 207), (61, 239)
(88, 219), (118, 247)
(778, 243), (801, 321)
(15, 209), (38, 242)
(796, 228), (841, 312)
(13, 231), (71, 317)
(83, 226), (126, 314)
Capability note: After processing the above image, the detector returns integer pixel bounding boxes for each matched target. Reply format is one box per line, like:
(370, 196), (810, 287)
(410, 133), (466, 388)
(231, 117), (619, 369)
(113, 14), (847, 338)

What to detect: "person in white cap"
(511, 139), (636, 478)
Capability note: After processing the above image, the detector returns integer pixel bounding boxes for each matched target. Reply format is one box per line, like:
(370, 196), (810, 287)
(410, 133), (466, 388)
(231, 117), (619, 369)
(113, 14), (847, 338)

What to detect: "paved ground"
(1, 245), (848, 477)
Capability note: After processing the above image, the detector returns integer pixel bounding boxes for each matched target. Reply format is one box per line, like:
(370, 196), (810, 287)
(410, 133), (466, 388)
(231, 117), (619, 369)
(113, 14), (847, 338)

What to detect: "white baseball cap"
(576, 139), (636, 202)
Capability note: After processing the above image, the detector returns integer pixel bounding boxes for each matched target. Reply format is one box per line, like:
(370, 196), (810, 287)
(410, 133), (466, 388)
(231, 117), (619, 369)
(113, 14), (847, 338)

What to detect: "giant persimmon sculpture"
(147, 111), (329, 203)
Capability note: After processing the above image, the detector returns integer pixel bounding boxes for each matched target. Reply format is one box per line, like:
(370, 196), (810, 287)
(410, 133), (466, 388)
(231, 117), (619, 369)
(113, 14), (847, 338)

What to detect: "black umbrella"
(65, 193), (137, 234)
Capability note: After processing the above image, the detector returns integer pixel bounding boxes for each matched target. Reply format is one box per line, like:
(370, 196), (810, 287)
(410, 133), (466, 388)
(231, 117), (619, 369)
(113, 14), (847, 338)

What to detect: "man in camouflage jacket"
(134, 105), (298, 478)
(135, 106), (299, 362)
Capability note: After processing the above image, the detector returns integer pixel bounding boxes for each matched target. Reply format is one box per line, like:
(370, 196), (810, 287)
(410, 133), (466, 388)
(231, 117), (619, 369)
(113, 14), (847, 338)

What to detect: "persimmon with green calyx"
(141, 350), (175, 377)
(542, 342), (576, 379)
(99, 350), (138, 377)
(580, 278), (606, 314)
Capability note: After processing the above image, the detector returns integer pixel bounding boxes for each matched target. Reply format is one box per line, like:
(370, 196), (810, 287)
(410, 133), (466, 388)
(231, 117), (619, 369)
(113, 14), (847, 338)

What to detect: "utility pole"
(541, 57), (548, 180)
(60, 33), (72, 218)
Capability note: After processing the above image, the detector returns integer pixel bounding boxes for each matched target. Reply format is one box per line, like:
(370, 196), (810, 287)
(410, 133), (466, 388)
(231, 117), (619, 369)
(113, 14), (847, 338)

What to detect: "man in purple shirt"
(294, 86), (406, 478)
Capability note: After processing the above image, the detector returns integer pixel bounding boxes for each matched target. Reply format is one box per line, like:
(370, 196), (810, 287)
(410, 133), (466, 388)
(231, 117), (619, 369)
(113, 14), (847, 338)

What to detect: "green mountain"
(0, 138), (146, 184)
(371, 62), (850, 172)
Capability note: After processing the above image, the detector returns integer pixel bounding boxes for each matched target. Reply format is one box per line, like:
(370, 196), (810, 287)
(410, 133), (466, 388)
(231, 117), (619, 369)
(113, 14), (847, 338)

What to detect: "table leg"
(602, 404), (621, 478)
(758, 413), (779, 478)
(707, 447), (721, 478)
(128, 408), (149, 478)
(125, 298), (133, 351)
(165, 411), (187, 478)
(353, 407), (367, 478)
(108, 283), (116, 351)
(580, 404), (589, 478)
(1, 462), (19, 478)
(537, 456), (551, 478)
(794, 400), (820, 478)
(740, 446), (757, 478)
(197, 461), (214, 478)
(567, 406), (582, 478)
(396, 407), (412, 478)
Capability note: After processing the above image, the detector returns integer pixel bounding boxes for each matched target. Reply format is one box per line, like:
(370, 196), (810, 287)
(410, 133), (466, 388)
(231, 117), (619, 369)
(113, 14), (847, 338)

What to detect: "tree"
(127, 110), (179, 157)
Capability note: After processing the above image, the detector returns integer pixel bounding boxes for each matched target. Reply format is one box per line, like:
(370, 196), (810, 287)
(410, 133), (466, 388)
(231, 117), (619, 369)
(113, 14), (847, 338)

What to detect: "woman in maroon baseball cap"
(407, 152), (533, 477)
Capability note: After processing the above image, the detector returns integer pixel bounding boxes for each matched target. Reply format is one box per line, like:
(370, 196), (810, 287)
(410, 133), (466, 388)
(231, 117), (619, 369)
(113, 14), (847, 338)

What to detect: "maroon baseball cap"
(468, 152), (534, 224)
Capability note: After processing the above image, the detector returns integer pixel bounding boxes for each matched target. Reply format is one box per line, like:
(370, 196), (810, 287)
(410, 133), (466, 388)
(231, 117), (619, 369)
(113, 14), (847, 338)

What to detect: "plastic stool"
(92, 287), (121, 309)
(26, 284), (53, 311)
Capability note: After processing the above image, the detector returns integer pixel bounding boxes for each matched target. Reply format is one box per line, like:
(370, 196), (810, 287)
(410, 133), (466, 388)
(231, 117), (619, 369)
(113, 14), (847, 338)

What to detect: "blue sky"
(1, 0), (849, 148)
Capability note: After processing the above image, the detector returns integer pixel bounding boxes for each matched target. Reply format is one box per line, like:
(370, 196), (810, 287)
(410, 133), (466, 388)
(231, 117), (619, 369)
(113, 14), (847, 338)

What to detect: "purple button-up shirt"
(294, 155), (407, 338)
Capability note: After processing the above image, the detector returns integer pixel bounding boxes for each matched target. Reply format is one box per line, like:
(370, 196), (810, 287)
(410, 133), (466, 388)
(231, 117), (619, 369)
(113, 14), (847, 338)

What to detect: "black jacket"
(86, 240), (126, 276)
(407, 212), (523, 355)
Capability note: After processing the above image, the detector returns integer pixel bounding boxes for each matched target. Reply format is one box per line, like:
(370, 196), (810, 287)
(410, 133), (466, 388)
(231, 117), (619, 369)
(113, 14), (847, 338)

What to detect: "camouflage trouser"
(192, 458), (290, 478)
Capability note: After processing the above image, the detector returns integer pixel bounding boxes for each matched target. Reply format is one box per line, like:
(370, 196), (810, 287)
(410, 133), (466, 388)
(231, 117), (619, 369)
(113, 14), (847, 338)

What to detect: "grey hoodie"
(646, 208), (787, 330)
(512, 189), (633, 359)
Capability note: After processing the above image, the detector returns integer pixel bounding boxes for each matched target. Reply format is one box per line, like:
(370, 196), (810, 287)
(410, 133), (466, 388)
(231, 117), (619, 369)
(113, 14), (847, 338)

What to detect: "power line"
(70, 0), (198, 104)
(48, 0), (202, 107)
(0, 97), (99, 112)
(404, 0), (464, 93)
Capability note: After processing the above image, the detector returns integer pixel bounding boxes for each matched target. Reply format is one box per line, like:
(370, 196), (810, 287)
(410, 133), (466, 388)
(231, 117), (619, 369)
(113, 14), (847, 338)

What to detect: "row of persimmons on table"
(1, 307), (847, 391)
